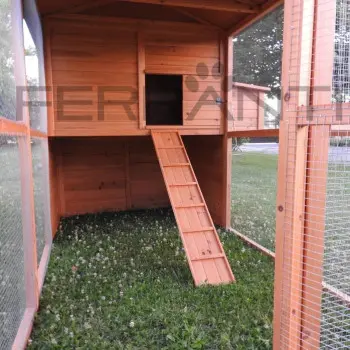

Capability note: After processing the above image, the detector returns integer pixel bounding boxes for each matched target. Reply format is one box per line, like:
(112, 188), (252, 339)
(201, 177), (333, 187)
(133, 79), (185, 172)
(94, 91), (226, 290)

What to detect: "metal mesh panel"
(232, 6), (283, 131)
(0, 0), (17, 121)
(320, 132), (350, 349)
(0, 134), (26, 349)
(231, 140), (278, 252)
(31, 138), (51, 265)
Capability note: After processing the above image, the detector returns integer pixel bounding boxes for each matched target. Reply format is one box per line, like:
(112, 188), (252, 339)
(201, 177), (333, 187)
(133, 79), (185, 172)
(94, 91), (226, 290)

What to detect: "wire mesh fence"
(31, 138), (50, 265)
(231, 139), (279, 252)
(0, 134), (26, 350)
(0, 0), (51, 348)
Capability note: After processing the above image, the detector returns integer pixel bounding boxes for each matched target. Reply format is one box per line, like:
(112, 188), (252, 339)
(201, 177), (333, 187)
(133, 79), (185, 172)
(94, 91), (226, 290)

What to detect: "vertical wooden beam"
(124, 140), (132, 209)
(274, 0), (336, 348)
(299, 0), (315, 106)
(311, 0), (336, 105)
(287, 125), (308, 348)
(273, 0), (303, 347)
(43, 21), (55, 136)
(138, 31), (146, 129)
(257, 91), (265, 129)
(57, 147), (66, 216)
(221, 35), (233, 228)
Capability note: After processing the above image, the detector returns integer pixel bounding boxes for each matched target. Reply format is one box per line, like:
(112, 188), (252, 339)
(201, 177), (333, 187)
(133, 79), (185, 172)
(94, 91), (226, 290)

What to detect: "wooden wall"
(49, 137), (168, 216)
(184, 135), (229, 227)
(45, 15), (224, 136)
(49, 135), (230, 228)
(230, 85), (268, 131)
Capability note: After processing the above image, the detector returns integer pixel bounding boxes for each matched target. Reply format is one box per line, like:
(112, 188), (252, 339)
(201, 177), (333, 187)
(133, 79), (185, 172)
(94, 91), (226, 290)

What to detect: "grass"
(29, 209), (275, 349)
(231, 152), (278, 252)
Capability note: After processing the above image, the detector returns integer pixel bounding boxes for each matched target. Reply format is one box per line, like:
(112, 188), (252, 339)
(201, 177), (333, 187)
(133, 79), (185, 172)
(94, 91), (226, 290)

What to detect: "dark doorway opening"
(146, 74), (183, 125)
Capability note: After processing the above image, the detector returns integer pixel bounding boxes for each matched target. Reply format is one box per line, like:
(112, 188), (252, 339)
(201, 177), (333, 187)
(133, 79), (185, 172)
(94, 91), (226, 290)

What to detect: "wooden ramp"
(151, 131), (235, 286)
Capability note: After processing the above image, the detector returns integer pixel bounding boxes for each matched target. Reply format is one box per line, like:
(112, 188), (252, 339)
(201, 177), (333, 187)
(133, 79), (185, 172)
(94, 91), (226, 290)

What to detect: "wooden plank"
(227, 129), (279, 138)
(30, 129), (47, 138)
(56, 0), (259, 14)
(311, 0), (336, 105)
(0, 117), (27, 135)
(138, 32), (146, 129)
(272, 0), (298, 346)
(287, 126), (309, 348)
(43, 22), (55, 136)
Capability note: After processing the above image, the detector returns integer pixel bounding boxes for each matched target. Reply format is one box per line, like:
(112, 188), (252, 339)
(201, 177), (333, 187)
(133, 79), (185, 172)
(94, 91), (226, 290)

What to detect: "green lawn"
(231, 152), (278, 252)
(29, 209), (274, 349)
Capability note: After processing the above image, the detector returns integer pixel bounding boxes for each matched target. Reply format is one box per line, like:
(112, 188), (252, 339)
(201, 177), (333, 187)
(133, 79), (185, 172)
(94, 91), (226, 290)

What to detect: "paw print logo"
(184, 62), (233, 120)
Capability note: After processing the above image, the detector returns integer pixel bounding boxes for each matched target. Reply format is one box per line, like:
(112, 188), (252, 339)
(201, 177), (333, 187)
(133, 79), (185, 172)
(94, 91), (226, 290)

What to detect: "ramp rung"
(157, 146), (184, 149)
(183, 227), (214, 234)
(169, 182), (197, 187)
(175, 203), (205, 209)
(151, 130), (235, 286)
(163, 163), (190, 167)
(192, 253), (225, 261)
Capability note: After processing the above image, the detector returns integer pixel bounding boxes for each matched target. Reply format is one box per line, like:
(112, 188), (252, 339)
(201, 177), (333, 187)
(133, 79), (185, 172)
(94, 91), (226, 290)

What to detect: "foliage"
(333, 0), (350, 102)
(0, 0), (16, 120)
(30, 209), (274, 349)
(233, 7), (283, 99)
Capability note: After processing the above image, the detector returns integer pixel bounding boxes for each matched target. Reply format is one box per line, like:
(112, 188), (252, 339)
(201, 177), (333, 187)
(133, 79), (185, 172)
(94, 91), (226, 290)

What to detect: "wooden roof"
(37, 0), (283, 34)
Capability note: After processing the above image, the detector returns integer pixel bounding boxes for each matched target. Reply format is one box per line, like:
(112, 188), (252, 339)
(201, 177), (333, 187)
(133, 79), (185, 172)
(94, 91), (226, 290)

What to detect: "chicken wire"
(31, 138), (51, 266)
(320, 132), (350, 349)
(0, 134), (26, 350)
(0, 0), (17, 121)
(231, 140), (278, 252)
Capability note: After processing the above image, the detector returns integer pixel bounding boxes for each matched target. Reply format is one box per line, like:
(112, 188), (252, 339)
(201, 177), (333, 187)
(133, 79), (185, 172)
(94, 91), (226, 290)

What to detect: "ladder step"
(163, 163), (190, 167)
(183, 227), (214, 234)
(157, 146), (184, 149)
(191, 253), (225, 262)
(169, 182), (197, 187)
(175, 203), (205, 209)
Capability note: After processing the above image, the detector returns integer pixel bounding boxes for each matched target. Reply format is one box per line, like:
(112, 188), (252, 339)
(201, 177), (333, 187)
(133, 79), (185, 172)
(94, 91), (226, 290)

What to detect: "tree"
(0, 0), (16, 120)
(333, 0), (350, 103)
(233, 6), (284, 99)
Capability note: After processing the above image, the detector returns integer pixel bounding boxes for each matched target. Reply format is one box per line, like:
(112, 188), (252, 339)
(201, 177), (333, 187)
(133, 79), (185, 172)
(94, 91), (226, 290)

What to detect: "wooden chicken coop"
(3, 0), (350, 349)
(39, 1), (282, 286)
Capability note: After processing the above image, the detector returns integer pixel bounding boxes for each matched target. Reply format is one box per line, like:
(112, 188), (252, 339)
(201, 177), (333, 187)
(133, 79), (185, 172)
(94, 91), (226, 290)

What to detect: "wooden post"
(287, 125), (308, 347)
(274, 0), (336, 349)
(273, 0), (305, 348)
(221, 34), (233, 228)
(138, 31), (146, 129)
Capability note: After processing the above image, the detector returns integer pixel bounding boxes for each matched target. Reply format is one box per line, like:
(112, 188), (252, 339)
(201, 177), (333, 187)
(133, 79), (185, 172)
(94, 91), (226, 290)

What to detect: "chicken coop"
(0, 0), (350, 349)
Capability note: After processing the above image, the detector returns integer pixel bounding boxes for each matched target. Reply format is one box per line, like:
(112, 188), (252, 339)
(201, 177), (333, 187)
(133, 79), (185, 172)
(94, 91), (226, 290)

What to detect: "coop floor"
(30, 208), (274, 349)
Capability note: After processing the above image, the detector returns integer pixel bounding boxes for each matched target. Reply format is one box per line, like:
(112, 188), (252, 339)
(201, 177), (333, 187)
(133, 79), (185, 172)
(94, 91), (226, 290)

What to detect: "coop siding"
(183, 135), (228, 226)
(52, 137), (169, 216)
(48, 18), (139, 136)
(45, 16), (224, 136)
(144, 31), (223, 131)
